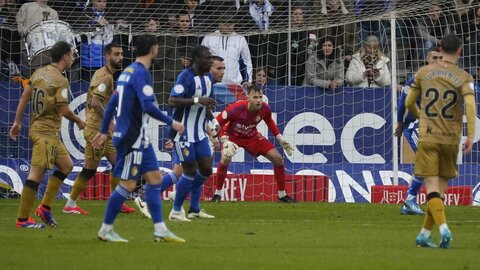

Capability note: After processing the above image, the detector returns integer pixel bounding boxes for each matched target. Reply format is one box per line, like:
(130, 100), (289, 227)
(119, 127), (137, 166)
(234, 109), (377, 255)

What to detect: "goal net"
(0, 0), (479, 205)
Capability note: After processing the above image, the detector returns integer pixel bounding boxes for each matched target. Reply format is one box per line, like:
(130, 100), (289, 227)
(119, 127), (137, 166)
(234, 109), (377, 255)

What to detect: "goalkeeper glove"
(276, 134), (293, 156)
(220, 136), (238, 157)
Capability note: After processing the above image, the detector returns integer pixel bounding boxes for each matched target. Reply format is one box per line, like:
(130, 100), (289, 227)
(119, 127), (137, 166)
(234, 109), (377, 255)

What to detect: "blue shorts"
(172, 138), (213, 164)
(173, 137), (212, 163)
(114, 144), (159, 180)
(403, 122), (419, 152)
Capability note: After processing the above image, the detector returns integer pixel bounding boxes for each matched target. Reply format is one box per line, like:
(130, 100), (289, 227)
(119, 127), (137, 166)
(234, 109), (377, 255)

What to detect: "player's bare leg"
(34, 156), (73, 227)
(264, 148), (296, 203)
(64, 157), (100, 215)
(16, 166), (46, 228)
(212, 154), (232, 202)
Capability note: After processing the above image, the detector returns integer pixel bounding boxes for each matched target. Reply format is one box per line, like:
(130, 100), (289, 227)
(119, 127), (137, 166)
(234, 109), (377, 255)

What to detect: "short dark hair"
(51, 41), (72, 63)
(177, 10), (190, 19)
(247, 84), (263, 94)
(440, 34), (462, 54)
(211, 55), (224, 62)
(105, 43), (122, 55)
(135, 34), (158, 57)
(190, 45), (210, 62)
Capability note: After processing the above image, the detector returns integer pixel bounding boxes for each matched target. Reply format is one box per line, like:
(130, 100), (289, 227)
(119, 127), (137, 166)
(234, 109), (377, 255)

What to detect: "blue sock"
(144, 183), (163, 223)
(173, 174), (194, 211)
(189, 171), (208, 213)
(160, 172), (178, 192)
(103, 185), (130, 225)
(408, 176), (423, 197)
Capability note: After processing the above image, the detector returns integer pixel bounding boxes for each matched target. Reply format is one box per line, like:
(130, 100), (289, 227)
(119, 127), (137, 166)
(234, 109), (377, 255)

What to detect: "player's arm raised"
(9, 82), (33, 140)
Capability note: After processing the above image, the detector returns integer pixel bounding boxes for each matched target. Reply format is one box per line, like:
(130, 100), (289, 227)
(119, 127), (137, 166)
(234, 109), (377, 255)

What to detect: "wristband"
(194, 97), (199, 104)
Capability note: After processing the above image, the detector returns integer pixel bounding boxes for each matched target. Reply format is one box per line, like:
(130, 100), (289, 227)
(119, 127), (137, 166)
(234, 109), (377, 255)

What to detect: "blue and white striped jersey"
(170, 67), (214, 143)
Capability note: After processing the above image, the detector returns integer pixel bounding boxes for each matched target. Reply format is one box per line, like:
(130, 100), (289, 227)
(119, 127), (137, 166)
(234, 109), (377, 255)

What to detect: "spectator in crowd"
(77, 0), (127, 82)
(181, 0), (209, 29)
(155, 11), (199, 104)
(202, 14), (252, 85)
(317, 0), (355, 66)
(304, 37), (344, 90)
(1, 0), (20, 79)
(145, 18), (158, 33)
(248, 0), (274, 31)
(354, 0), (389, 47)
(267, 5), (310, 86)
(459, 5), (480, 75)
(16, 0), (59, 76)
(16, 0), (58, 36)
(346, 35), (391, 87)
(416, 4), (453, 59)
(253, 66), (267, 88)
(320, 0), (348, 15)
(253, 66), (271, 103)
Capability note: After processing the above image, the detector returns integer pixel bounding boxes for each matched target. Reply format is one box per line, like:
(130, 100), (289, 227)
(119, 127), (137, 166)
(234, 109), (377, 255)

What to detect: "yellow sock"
(422, 207), (435, 230)
(69, 174), (91, 201)
(18, 185), (37, 219)
(110, 173), (120, 193)
(40, 173), (65, 208)
(427, 197), (446, 226)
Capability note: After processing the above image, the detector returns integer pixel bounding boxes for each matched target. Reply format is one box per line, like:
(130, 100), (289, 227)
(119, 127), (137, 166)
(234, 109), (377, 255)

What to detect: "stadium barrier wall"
(1, 83), (479, 204)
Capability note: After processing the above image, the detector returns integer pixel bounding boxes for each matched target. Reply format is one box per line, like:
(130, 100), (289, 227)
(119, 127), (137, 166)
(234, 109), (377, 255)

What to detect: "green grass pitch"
(0, 200), (479, 270)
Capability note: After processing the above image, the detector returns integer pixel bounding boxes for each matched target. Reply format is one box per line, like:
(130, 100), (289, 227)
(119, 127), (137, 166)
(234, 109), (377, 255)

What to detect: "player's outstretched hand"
(463, 137), (474, 154)
(92, 133), (107, 149)
(165, 139), (174, 150)
(172, 120), (185, 134)
(9, 122), (21, 141)
(276, 135), (294, 156)
(199, 97), (217, 110)
(221, 136), (238, 157)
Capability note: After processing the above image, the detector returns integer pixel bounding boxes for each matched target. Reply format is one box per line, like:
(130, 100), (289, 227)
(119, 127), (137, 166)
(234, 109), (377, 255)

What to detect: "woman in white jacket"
(346, 35), (391, 87)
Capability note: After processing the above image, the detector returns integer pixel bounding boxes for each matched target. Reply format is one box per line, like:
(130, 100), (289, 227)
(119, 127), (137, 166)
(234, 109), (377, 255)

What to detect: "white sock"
(405, 194), (416, 201)
(215, 189), (223, 196)
(439, 223), (449, 233)
(65, 198), (77, 208)
(420, 228), (431, 238)
(278, 190), (286, 198)
(154, 222), (168, 233)
(100, 223), (113, 233)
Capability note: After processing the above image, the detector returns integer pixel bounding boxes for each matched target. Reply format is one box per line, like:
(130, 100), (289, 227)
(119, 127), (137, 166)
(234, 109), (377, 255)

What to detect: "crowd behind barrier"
(1, 1), (480, 95)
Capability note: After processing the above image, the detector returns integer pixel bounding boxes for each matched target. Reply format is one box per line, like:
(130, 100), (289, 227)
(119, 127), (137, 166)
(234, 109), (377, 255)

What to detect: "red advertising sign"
(80, 173), (329, 202)
(371, 185), (472, 205)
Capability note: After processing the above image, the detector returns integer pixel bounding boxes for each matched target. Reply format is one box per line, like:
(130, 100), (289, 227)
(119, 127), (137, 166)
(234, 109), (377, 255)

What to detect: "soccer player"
(167, 45), (218, 221)
(211, 84), (296, 203)
(63, 43), (135, 215)
(92, 34), (185, 242)
(406, 34), (476, 249)
(10, 41), (85, 228)
(395, 46), (443, 215)
(135, 56), (225, 220)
